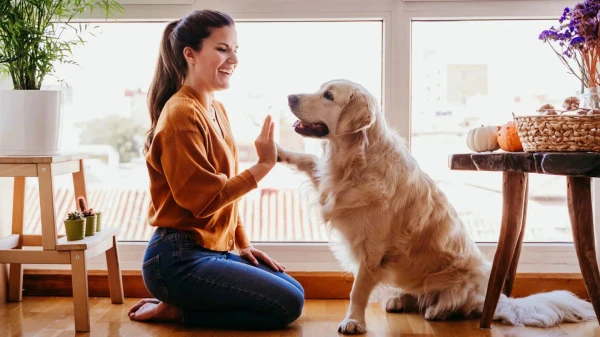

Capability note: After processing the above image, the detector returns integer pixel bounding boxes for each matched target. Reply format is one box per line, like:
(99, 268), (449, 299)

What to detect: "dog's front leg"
(338, 263), (381, 334)
(276, 144), (320, 189)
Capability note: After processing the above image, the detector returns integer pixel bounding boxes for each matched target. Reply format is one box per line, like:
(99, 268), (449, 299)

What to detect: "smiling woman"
(128, 9), (306, 329)
(144, 10), (236, 155)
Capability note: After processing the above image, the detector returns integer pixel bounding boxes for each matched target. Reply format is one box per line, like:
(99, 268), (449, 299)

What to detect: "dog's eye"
(324, 91), (334, 101)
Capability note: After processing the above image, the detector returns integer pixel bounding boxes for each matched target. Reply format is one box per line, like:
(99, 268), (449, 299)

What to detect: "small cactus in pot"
(78, 197), (97, 237)
(64, 211), (85, 241)
(95, 211), (102, 232)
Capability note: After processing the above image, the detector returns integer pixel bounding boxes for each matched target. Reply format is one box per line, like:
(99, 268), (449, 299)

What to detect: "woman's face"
(184, 25), (238, 92)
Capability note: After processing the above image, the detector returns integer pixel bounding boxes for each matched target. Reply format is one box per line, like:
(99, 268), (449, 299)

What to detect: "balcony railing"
(22, 185), (328, 242)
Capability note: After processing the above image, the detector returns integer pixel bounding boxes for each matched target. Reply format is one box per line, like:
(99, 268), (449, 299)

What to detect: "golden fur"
(276, 79), (596, 334)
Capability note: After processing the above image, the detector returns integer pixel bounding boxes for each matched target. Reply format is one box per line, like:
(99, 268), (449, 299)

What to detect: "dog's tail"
(493, 290), (596, 327)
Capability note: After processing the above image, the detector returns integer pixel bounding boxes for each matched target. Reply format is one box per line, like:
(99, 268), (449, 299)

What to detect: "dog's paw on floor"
(386, 297), (407, 313)
(337, 318), (367, 334)
(385, 293), (418, 313)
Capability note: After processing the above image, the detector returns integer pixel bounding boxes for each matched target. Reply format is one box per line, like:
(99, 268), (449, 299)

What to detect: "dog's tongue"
(293, 120), (323, 129)
(293, 119), (329, 137)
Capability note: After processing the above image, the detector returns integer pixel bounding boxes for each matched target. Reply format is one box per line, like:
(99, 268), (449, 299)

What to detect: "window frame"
(3, 0), (596, 274)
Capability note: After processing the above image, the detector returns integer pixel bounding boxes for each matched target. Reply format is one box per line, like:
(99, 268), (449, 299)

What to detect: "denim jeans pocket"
(142, 255), (170, 302)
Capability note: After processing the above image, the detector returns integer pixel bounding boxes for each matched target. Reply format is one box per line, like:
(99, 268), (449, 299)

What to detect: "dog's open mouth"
(293, 120), (329, 137)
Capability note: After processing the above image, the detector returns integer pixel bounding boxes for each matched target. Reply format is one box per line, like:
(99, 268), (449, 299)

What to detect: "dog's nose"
(288, 94), (299, 107)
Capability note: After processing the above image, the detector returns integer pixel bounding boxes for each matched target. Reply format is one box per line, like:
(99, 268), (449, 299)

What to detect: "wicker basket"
(514, 114), (600, 152)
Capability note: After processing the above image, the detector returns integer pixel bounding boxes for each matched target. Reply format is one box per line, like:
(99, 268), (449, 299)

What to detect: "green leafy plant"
(67, 211), (84, 220)
(0, 0), (124, 90)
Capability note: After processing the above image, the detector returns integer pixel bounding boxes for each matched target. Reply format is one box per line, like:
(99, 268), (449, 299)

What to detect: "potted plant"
(64, 211), (85, 241)
(95, 211), (102, 232)
(78, 197), (96, 236)
(0, 0), (123, 155)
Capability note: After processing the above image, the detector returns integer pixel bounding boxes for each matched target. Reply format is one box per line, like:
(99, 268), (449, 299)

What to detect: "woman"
(128, 9), (304, 329)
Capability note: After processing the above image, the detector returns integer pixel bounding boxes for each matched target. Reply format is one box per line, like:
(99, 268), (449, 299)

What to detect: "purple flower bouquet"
(539, 1), (600, 89)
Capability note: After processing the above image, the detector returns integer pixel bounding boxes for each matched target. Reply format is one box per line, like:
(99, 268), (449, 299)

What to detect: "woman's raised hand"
(248, 115), (276, 183)
(254, 115), (276, 167)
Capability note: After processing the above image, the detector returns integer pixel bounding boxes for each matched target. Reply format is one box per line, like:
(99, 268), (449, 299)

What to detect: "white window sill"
(22, 242), (583, 274)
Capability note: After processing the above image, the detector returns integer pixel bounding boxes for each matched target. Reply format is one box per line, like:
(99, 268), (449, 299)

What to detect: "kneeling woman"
(128, 9), (304, 329)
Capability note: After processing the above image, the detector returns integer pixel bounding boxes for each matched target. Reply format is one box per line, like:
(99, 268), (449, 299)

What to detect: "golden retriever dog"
(276, 79), (596, 334)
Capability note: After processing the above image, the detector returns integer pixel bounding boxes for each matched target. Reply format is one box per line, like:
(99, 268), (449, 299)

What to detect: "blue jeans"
(141, 227), (305, 329)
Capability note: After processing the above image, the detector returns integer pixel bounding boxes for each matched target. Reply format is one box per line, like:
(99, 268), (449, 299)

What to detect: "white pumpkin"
(466, 125), (500, 152)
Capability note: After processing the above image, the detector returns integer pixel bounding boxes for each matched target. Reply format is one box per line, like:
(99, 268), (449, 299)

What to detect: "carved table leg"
(567, 176), (600, 321)
(503, 174), (529, 297)
(480, 171), (528, 329)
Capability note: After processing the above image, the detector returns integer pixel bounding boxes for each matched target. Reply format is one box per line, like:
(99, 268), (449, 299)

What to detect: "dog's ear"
(336, 89), (376, 135)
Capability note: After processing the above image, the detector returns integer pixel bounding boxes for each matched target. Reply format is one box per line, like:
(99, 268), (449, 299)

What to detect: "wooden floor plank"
(1, 297), (599, 336)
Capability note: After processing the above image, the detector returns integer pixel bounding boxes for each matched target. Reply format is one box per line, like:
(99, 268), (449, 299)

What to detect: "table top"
(449, 152), (600, 178)
(0, 153), (85, 164)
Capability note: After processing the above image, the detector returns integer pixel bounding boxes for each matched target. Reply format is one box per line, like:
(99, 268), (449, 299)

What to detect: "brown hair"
(144, 9), (234, 154)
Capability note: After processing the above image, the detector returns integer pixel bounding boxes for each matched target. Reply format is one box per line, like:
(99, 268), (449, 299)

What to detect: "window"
(1, 0), (593, 273)
(411, 20), (580, 243)
(24, 21), (383, 243)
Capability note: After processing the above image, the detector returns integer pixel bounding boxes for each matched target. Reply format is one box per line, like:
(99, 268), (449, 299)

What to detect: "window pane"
(411, 20), (578, 243)
(24, 21), (382, 242)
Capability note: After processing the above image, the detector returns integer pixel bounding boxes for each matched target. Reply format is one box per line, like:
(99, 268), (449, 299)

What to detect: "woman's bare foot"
(128, 298), (183, 323)
(128, 298), (160, 316)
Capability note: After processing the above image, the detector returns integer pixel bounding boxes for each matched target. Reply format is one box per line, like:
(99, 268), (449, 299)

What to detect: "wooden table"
(0, 155), (124, 332)
(449, 152), (600, 329)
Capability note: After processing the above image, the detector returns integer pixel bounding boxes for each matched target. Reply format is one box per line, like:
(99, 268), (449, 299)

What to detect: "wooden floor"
(1, 297), (599, 337)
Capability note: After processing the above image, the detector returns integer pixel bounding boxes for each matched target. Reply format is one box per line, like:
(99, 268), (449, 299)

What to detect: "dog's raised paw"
(337, 318), (366, 334)
(275, 146), (291, 164)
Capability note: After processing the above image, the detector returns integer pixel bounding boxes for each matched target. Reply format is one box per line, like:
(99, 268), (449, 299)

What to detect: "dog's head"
(287, 79), (377, 139)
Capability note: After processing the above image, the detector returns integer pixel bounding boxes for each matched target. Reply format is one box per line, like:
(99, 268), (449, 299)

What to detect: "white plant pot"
(0, 90), (64, 156)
